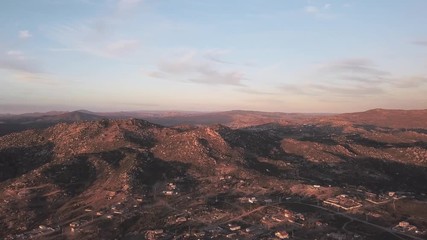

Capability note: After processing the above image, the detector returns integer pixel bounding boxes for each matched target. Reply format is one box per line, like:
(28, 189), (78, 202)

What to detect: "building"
(275, 230), (290, 239)
(228, 223), (241, 231)
(323, 194), (362, 210)
(393, 221), (419, 232)
(163, 190), (174, 196)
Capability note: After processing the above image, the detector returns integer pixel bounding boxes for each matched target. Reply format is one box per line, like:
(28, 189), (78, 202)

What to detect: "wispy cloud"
(279, 84), (307, 95)
(48, 21), (141, 58)
(105, 39), (140, 56)
(203, 49), (233, 64)
(6, 50), (28, 60)
(394, 76), (427, 88)
(46, 0), (144, 59)
(117, 0), (143, 14)
(0, 50), (60, 85)
(13, 72), (59, 85)
(304, 3), (333, 17)
(19, 30), (32, 39)
(148, 49), (246, 86)
(236, 88), (279, 96)
(412, 40), (427, 46)
(319, 58), (389, 76)
(0, 50), (41, 74)
(317, 58), (390, 84)
(190, 71), (244, 86)
(310, 84), (384, 96)
(304, 6), (319, 14)
(278, 57), (427, 97)
(279, 83), (384, 97)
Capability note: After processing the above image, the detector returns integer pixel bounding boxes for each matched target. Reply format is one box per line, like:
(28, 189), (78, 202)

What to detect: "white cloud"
(6, 50), (26, 59)
(190, 70), (244, 86)
(0, 50), (60, 84)
(0, 50), (41, 74)
(117, 0), (143, 13)
(48, 20), (141, 58)
(19, 30), (32, 39)
(46, 0), (144, 59)
(304, 6), (319, 14)
(105, 39), (139, 56)
(149, 49), (246, 86)
(304, 3), (333, 18)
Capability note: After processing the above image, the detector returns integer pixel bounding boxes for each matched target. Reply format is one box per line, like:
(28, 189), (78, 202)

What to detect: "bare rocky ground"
(0, 110), (426, 240)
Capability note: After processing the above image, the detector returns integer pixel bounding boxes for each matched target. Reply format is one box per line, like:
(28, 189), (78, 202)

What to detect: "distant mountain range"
(1, 109), (426, 136)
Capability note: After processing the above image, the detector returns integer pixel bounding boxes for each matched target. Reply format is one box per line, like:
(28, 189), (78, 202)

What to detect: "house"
(228, 223), (241, 231)
(399, 221), (409, 228)
(275, 230), (290, 239)
(295, 213), (305, 221)
(163, 190), (174, 196)
(167, 183), (177, 190)
(248, 197), (257, 203)
(69, 222), (79, 228)
(176, 216), (187, 223)
(106, 191), (116, 200)
(245, 226), (260, 233)
(315, 221), (328, 227)
(284, 209), (293, 218)
(69, 222), (79, 233)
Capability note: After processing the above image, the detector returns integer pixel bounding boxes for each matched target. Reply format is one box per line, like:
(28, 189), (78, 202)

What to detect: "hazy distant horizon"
(1, 103), (426, 115)
(1, 1), (427, 113)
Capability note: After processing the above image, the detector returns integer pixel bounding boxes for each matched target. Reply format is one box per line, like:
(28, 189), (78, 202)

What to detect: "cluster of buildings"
(393, 221), (424, 235)
(364, 191), (409, 204)
(238, 196), (274, 204)
(261, 208), (305, 228)
(162, 182), (179, 196)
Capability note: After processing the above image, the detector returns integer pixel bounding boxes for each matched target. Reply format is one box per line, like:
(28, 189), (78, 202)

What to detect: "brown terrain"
(0, 109), (426, 240)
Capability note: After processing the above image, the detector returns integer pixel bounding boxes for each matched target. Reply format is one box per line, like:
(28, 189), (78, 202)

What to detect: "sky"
(1, 0), (427, 114)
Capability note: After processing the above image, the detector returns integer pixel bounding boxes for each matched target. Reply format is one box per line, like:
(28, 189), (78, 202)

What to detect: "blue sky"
(1, 0), (427, 113)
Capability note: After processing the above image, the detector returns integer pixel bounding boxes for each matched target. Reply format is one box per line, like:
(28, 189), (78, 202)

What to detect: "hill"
(0, 111), (103, 136)
(1, 114), (426, 239)
(325, 109), (427, 129)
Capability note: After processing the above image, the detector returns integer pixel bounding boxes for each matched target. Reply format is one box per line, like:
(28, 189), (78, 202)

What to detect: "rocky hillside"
(0, 117), (426, 239)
